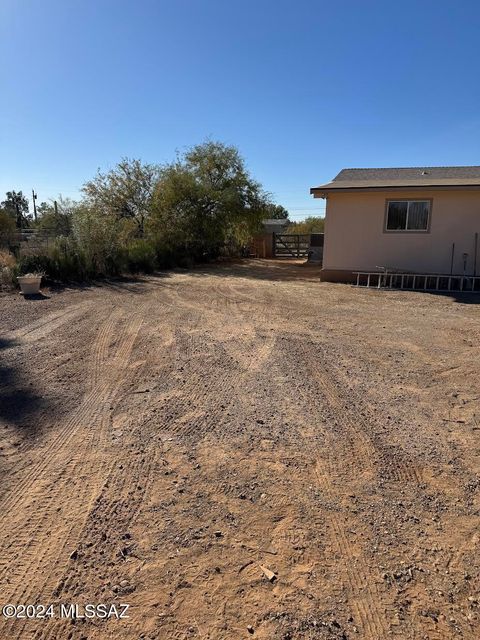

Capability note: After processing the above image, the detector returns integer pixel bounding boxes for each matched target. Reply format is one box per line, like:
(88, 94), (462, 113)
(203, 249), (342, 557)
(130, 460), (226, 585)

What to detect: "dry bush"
(0, 250), (17, 289)
(0, 250), (16, 268)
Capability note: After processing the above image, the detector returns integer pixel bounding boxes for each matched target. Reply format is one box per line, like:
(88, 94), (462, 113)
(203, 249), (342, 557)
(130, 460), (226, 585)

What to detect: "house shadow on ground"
(423, 291), (480, 305)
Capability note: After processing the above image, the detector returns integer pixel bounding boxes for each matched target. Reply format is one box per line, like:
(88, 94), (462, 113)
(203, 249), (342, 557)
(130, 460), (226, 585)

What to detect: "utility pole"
(32, 188), (38, 222)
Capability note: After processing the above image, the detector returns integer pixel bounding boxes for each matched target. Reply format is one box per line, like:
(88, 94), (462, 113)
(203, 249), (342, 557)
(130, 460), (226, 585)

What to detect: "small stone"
(247, 625), (254, 634)
(259, 565), (277, 582)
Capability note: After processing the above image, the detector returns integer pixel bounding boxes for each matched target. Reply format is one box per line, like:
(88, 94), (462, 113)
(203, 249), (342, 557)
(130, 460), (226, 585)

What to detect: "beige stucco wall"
(321, 189), (480, 275)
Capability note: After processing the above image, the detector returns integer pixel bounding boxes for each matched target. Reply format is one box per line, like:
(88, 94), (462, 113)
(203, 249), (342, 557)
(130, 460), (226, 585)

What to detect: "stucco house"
(310, 166), (480, 282)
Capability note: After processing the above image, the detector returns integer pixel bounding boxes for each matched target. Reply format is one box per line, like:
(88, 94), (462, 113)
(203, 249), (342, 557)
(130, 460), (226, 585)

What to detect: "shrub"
(126, 239), (156, 273)
(17, 254), (53, 276)
(0, 249), (16, 288)
(72, 206), (133, 277)
(48, 237), (88, 281)
(0, 211), (16, 248)
(0, 249), (16, 269)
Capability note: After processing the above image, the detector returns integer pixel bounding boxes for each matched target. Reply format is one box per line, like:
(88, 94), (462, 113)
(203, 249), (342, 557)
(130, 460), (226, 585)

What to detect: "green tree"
(36, 201), (53, 217)
(0, 210), (16, 247)
(1, 191), (31, 228)
(150, 141), (268, 258)
(82, 158), (160, 236)
(262, 203), (289, 220)
(288, 216), (324, 234)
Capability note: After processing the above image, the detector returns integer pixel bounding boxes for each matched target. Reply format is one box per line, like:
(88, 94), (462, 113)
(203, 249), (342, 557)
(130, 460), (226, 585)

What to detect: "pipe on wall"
(474, 232), (478, 277)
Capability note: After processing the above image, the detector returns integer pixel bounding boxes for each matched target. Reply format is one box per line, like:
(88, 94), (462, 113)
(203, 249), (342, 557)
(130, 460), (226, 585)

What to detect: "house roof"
(310, 166), (480, 195)
(262, 218), (288, 226)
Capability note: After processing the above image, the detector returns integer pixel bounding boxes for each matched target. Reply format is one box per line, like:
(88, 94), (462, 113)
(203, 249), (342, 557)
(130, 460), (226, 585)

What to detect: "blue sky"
(1, 0), (480, 220)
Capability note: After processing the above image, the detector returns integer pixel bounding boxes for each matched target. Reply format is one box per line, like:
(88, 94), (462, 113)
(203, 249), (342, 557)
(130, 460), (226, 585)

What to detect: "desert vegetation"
(287, 215), (324, 234)
(0, 141), (295, 285)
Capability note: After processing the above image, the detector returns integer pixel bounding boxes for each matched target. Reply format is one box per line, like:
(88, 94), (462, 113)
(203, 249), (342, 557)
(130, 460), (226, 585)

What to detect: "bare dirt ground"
(1, 259), (480, 640)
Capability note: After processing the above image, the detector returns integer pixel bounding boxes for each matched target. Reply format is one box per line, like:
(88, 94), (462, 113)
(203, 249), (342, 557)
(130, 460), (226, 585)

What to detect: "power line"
(287, 215), (325, 219)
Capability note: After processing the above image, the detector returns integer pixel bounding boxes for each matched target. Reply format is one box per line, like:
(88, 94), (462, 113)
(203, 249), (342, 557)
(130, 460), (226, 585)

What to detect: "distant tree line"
(256, 202), (324, 233)
(287, 216), (324, 234)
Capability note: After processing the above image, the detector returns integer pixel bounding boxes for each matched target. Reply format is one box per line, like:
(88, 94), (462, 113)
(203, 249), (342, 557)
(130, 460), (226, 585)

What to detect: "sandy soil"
(1, 259), (480, 640)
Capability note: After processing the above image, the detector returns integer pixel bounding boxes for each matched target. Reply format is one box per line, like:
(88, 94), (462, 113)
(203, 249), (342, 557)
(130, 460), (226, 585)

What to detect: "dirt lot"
(1, 259), (480, 640)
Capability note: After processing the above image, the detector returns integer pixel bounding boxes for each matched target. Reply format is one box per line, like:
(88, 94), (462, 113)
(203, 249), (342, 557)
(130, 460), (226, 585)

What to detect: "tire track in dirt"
(275, 335), (392, 639)
(0, 302), (96, 397)
(299, 340), (377, 470)
(165, 334), (242, 442)
(161, 280), (337, 636)
(322, 343), (427, 487)
(33, 444), (162, 640)
(0, 307), (124, 516)
(314, 456), (391, 639)
(208, 280), (276, 375)
(282, 330), (474, 639)
(29, 297), (176, 640)
(0, 318), (142, 580)
(299, 334), (425, 489)
(5, 302), (95, 344)
(154, 282), (269, 444)
(147, 286), (223, 442)
(447, 529), (480, 572)
(190, 278), (395, 639)
(211, 279), (270, 325)
(90, 306), (123, 387)
(0, 302), (148, 638)
(0, 385), (107, 517)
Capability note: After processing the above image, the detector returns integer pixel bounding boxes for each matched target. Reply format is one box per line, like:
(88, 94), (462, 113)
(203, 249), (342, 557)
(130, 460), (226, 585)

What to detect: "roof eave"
(310, 183), (480, 197)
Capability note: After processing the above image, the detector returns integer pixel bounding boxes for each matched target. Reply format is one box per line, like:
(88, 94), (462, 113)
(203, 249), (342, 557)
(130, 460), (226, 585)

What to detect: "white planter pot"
(17, 275), (42, 295)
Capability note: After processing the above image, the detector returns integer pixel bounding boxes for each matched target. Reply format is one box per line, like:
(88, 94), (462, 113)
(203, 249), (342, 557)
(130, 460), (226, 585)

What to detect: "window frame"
(384, 198), (432, 233)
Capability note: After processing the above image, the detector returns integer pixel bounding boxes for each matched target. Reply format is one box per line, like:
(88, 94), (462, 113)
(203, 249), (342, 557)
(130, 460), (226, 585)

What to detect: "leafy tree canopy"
(262, 203), (289, 220)
(1, 191), (31, 228)
(82, 158), (160, 235)
(150, 141), (269, 256)
(288, 216), (324, 234)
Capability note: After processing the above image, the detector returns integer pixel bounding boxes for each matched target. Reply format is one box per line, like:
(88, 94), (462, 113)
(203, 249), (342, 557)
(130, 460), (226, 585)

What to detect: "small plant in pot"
(17, 272), (44, 295)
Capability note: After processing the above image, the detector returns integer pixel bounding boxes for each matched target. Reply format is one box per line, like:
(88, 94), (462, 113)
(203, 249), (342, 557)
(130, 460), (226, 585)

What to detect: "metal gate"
(273, 234), (310, 258)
